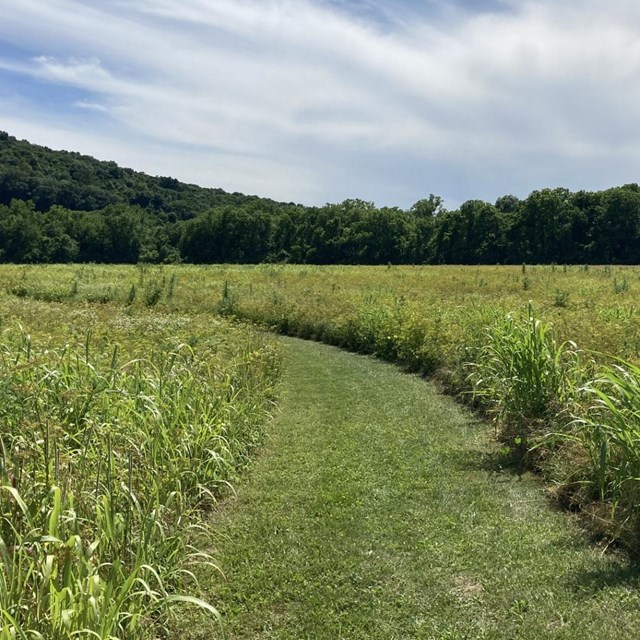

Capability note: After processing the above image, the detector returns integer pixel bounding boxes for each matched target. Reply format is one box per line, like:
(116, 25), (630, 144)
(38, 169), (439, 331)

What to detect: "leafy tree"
(515, 189), (578, 263)
(0, 200), (45, 262)
(410, 194), (445, 217)
(4, 130), (640, 265)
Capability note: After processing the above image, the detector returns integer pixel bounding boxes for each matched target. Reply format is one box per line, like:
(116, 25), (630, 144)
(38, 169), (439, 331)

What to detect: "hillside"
(0, 131), (301, 263)
(0, 131), (291, 220)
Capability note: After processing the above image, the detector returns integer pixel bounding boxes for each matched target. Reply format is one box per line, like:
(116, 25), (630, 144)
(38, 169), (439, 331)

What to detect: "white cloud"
(1, 0), (640, 207)
(73, 100), (110, 113)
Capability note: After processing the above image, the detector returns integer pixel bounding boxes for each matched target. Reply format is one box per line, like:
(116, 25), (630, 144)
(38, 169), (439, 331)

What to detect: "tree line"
(1, 131), (640, 264)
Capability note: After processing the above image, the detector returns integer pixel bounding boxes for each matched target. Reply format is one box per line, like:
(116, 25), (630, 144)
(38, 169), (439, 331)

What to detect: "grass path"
(182, 338), (640, 639)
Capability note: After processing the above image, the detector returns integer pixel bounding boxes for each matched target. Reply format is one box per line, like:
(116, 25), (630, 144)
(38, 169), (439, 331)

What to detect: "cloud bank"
(0, 0), (639, 207)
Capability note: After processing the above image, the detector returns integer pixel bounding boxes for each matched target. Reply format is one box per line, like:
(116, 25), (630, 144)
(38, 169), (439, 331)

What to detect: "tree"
(410, 194), (445, 217)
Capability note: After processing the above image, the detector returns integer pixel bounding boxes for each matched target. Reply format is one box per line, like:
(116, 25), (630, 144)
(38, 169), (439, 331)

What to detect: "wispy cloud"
(73, 100), (110, 113)
(0, 0), (639, 207)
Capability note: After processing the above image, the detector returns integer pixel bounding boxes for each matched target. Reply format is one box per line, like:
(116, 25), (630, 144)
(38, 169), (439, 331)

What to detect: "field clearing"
(3, 263), (640, 362)
(3, 263), (640, 636)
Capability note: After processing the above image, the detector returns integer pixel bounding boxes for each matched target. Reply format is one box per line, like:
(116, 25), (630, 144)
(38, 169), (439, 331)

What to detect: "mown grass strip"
(180, 338), (640, 640)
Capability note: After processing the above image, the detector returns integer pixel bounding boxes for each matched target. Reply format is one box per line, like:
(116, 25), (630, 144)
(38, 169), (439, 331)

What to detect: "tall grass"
(561, 361), (640, 547)
(0, 310), (280, 638)
(467, 307), (581, 447)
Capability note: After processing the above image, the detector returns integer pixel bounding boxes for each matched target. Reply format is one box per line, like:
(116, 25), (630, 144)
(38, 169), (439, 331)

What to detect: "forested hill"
(2, 130), (640, 264)
(0, 131), (291, 215)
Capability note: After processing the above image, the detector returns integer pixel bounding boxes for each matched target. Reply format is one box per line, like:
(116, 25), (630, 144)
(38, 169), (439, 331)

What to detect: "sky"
(1, 0), (640, 209)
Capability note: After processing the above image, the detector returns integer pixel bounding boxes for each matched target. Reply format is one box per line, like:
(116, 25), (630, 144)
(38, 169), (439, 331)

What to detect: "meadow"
(0, 284), (280, 638)
(3, 263), (640, 636)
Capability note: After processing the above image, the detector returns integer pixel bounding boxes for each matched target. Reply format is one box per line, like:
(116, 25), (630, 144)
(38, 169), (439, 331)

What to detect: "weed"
(218, 280), (237, 316)
(0, 307), (281, 638)
(144, 279), (163, 306)
(554, 289), (570, 307)
(467, 307), (579, 449)
(126, 283), (137, 305)
(168, 273), (177, 301)
(613, 277), (629, 294)
(564, 361), (640, 546)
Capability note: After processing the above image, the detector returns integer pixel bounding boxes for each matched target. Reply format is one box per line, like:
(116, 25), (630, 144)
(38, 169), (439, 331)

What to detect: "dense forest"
(1, 131), (639, 264)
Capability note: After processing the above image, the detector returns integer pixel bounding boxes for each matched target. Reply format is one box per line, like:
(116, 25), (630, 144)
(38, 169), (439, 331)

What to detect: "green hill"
(0, 131), (288, 220)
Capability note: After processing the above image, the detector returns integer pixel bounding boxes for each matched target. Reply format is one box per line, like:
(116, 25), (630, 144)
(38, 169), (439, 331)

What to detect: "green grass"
(6, 264), (640, 636)
(178, 338), (640, 640)
(0, 298), (281, 639)
(466, 306), (582, 446)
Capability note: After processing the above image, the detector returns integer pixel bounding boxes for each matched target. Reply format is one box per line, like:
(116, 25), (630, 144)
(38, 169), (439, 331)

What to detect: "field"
(0, 284), (280, 638)
(4, 263), (638, 359)
(3, 263), (640, 637)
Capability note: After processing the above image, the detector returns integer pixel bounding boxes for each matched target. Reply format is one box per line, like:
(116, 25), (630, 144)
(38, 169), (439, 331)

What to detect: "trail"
(182, 338), (640, 639)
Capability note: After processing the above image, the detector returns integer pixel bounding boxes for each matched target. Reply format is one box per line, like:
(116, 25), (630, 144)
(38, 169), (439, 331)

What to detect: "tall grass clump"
(468, 306), (581, 456)
(564, 361), (640, 548)
(0, 314), (280, 639)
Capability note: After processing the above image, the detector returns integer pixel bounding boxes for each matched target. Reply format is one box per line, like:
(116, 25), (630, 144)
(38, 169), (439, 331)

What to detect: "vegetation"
(6, 128), (640, 636)
(5, 263), (640, 635)
(467, 308), (580, 446)
(0, 293), (280, 638)
(198, 264), (640, 551)
(176, 337), (640, 639)
(4, 133), (640, 265)
(1, 262), (630, 547)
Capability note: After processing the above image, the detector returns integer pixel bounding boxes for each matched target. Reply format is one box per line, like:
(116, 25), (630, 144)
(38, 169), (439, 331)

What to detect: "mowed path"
(183, 338), (640, 639)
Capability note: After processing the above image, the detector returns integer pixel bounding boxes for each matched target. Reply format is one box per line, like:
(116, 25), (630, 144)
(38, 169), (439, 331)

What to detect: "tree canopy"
(2, 131), (640, 265)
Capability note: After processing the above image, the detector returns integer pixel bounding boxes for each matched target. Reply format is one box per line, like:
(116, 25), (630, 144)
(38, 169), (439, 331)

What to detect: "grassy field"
(177, 337), (640, 640)
(0, 292), (280, 638)
(3, 263), (640, 636)
(3, 263), (639, 360)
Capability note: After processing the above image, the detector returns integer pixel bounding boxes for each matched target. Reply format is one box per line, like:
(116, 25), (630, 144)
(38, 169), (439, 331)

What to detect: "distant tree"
(410, 194), (445, 217)
(594, 187), (640, 263)
(516, 189), (578, 263)
(495, 194), (520, 214)
(458, 200), (507, 264)
(414, 215), (435, 263)
(74, 211), (112, 262)
(41, 205), (79, 262)
(0, 200), (45, 262)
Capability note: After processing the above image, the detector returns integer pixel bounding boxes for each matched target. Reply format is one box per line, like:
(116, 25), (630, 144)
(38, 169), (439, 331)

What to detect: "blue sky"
(1, 0), (639, 209)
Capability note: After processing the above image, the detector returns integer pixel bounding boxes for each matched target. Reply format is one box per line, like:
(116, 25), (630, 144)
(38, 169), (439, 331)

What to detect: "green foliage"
(560, 362), (640, 546)
(554, 288), (570, 307)
(218, 280), (238, 316)
(142, 277), (163, 306)
(0, 302), (281, 638)
(4, 132), (640, 265)
(467, 309), (579, 446)
(0, 132), (278, 218)
(613, 276), (629, 294)
(126, 283), (137, 305)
